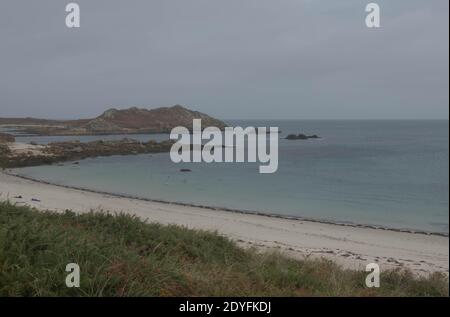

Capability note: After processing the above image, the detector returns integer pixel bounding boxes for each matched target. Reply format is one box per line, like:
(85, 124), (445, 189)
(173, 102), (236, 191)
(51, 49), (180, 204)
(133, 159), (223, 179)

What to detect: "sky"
(0, 0), (448, 120)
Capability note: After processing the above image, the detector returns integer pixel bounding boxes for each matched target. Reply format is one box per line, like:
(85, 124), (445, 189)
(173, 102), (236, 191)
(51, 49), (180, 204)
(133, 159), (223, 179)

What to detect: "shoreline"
(5, 170), (448, 238)
(0, 171), (448, 275)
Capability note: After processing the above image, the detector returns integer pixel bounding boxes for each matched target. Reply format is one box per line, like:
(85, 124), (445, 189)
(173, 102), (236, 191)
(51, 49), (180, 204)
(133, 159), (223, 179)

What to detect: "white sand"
(0, 171), (448, 275)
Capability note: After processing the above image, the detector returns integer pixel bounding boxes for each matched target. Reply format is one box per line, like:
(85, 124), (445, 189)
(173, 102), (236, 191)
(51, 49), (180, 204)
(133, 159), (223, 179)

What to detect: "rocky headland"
(0, 105), (226, 136)
(0, 105), (228, 168)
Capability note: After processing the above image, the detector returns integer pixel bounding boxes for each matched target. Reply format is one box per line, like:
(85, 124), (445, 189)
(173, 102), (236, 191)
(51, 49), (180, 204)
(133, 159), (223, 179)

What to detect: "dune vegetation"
(0, 202), (447, 297)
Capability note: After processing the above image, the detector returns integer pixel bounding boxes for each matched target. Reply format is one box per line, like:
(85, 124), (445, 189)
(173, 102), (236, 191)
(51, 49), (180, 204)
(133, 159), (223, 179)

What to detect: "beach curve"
(0, 171), (448, 276)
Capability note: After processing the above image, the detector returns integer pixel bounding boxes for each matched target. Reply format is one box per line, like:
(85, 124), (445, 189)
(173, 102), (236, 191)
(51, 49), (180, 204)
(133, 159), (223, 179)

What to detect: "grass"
(0, 201), (448, 297)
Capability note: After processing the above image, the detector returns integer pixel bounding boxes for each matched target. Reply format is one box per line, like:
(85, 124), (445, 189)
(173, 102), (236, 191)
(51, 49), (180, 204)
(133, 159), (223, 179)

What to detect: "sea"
(10, 120), (449, 234)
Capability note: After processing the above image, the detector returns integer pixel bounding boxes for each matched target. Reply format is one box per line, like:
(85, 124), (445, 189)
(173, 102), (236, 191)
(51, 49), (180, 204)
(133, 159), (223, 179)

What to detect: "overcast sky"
(0, 0), (448, 119)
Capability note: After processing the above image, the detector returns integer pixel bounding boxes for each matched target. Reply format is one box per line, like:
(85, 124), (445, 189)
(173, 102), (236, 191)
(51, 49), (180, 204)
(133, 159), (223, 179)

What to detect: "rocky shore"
(0, 138), (174, 168)
(0, 133), (15, 143)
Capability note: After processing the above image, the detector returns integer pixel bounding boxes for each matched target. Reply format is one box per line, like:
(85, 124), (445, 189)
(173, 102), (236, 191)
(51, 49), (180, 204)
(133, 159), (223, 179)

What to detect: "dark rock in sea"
(180, 168), (192, 172)
(285, 133), (320, 140)
(72, 162), (79, 165)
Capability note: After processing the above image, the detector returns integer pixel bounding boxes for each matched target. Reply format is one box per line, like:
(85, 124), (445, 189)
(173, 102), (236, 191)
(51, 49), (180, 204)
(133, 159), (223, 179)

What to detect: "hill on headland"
(0, 105), (226, 136)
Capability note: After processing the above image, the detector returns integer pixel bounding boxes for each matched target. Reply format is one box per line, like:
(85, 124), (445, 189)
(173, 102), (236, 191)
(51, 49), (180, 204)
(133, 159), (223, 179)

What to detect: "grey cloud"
(0, 0), (448, 119)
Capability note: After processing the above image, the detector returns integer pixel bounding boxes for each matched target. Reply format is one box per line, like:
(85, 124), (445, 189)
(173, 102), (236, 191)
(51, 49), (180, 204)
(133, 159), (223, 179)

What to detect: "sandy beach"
(0, 171), (448, 276)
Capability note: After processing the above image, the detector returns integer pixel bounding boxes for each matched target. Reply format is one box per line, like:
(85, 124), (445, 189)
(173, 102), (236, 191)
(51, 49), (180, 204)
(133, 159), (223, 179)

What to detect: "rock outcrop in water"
(285, 134), (320, 140)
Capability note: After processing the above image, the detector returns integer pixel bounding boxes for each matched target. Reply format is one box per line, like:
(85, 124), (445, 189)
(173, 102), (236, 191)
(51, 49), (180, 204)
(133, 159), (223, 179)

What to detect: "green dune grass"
(0, 202), (447, 297)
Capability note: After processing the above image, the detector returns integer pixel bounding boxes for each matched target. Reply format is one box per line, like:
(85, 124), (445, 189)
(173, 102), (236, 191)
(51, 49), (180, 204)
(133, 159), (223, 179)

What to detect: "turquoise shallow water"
(13, 120), (449, 234)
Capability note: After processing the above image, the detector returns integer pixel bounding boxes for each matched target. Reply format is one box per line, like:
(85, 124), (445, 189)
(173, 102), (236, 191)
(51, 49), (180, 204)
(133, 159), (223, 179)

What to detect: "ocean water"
(13, 120), (449, 234)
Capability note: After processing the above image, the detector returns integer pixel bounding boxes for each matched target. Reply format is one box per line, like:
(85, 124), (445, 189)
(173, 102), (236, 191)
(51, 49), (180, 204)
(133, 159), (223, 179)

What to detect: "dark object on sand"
(31, 198), (41, 202)
(14, 195), (23, 199)
(285, 134), (320, 140)
(180, 169), (192, 172)
(72, 162), (80, 165)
